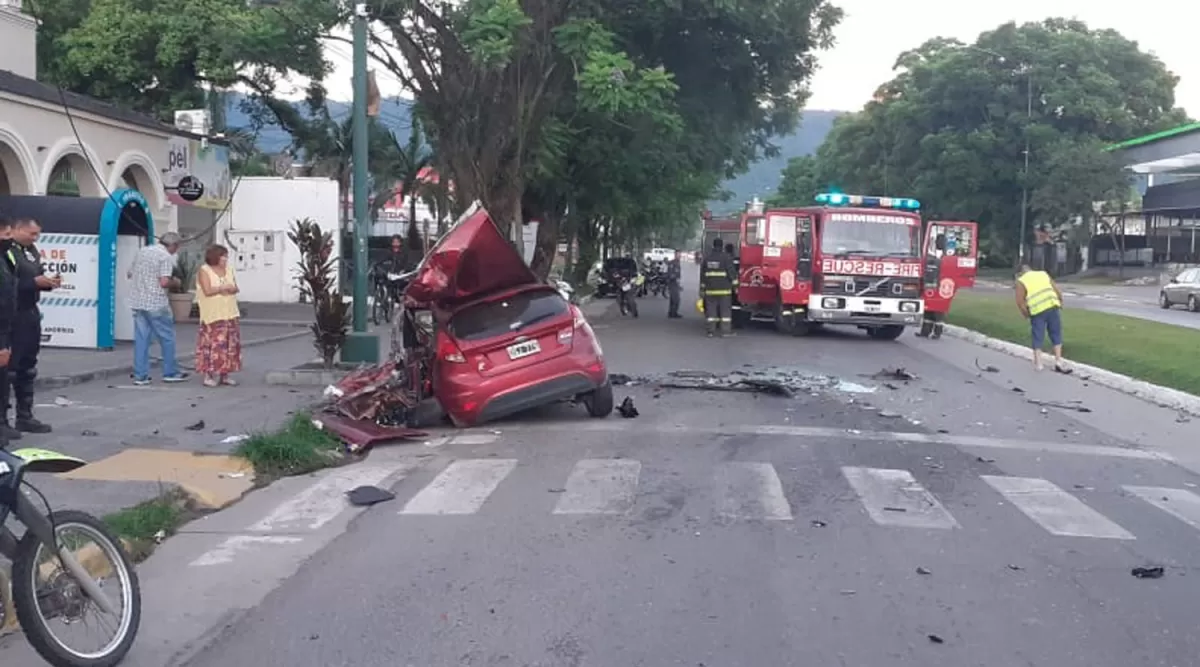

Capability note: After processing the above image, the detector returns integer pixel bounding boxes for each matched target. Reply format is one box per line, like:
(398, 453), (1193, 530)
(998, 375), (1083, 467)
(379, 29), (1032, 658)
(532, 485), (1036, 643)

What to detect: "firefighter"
(1, 218), (59, 437)
(0, 219), (17, 444)
(700, 238), (735, 337)
(666, 250), (683, 318)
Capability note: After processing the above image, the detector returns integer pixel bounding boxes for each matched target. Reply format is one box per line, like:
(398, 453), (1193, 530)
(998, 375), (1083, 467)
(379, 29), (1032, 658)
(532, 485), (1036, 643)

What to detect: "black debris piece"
(884, 383), (899, 391)
(882, 506), (907, 513)
(974, 359), (1000, 373)
(212, 428), (227, 434)
(1011, 387), (1024, 393)
(547, 488), (566, 493)
(1131, 566), (1165, 579)
(871, 367), (917, 381)
(937, 429), (951, 434)
(184, 420), (206, 431)
(609, 373), (634, 386)
(916, 566), (932, 575)
(618, 397), (639, 418)
(1006, 564), (1023, 571)
(1027, 399), (1092, 413)
(810, 519), (827, 527)
(736, 379), (792, 397)
(976, 456), (996, 463)
(928, 634), (944, 644)
(1054, 365), (1074, 375)
(80, 429), (99, 437)
(346, 485), (395, 506)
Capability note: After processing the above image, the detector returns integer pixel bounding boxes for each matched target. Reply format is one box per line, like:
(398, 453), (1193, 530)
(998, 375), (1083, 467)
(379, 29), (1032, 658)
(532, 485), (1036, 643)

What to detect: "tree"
(803, 19), (1189, 262)
(31, 0), (340, 123)
(768, 155), (824, 207)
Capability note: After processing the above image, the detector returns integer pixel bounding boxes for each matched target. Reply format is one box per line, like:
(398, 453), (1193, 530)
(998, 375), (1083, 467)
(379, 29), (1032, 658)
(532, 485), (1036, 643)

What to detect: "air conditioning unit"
(173, 110), (211, 136)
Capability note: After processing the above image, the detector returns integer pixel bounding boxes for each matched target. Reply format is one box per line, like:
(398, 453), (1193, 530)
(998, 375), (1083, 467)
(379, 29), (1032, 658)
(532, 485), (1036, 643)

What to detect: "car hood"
(405, 202), (538, 305)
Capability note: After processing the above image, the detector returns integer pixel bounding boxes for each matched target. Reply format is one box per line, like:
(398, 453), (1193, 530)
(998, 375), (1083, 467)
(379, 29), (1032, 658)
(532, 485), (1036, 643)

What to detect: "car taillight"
(436, 332), (466, 363)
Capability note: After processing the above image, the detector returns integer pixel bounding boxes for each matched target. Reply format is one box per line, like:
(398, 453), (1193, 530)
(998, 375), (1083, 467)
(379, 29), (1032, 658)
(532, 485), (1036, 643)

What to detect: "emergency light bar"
(815, 192), (921, 210)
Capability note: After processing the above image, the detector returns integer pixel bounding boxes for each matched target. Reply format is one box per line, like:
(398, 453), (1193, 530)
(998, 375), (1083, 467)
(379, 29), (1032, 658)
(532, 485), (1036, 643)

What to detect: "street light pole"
(1018, 70), (1032, 264)
(341, 1), (379, 362)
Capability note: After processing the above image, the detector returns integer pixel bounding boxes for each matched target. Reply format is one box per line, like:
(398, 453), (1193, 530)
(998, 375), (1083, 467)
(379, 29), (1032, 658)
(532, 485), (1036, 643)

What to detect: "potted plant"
(288, 218), (350, 368)
(167, 252), (198, 322)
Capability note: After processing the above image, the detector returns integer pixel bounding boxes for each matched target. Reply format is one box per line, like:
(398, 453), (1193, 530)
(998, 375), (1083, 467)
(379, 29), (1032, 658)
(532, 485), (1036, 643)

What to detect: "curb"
(35, 329), (310, 391)
(943, 324), (1200, 418)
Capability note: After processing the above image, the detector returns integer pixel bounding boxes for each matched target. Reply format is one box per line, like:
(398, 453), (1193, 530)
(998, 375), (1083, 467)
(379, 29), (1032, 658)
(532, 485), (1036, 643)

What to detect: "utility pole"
(1018, 71), (1032, 265)
(341, 1), (379, 362)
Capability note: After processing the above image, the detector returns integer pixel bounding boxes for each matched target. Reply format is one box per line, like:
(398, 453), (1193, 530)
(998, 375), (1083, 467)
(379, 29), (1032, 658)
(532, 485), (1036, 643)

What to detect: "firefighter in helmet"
(700, 238), (736, 337)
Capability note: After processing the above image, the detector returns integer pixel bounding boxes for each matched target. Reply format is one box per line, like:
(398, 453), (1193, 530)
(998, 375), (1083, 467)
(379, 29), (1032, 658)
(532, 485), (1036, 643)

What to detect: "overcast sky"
(310, 0), (1197, 128)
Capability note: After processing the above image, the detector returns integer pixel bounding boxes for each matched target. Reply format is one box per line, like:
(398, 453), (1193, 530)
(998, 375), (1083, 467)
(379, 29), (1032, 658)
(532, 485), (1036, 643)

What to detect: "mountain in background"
(225, 94), (840, 207)
(707, 109), (843, 215)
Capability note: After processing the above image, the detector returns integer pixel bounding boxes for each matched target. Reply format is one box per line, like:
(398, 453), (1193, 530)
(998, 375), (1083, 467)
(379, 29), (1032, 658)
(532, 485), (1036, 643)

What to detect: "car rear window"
(449, 290), (570, 342)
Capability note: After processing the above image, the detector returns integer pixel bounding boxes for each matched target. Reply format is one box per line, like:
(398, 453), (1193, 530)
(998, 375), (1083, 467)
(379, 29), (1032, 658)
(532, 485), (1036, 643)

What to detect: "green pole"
(341, 2), (379, 362)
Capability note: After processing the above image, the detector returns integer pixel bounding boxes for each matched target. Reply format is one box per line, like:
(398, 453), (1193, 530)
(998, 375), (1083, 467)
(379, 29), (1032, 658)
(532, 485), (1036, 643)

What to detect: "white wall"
(0, 5), (36, 80)
(215, 177), (340, 303)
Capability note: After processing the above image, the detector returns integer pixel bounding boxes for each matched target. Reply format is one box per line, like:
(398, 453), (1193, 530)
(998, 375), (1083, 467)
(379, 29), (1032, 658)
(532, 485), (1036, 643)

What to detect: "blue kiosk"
(0, 188), (155, 349)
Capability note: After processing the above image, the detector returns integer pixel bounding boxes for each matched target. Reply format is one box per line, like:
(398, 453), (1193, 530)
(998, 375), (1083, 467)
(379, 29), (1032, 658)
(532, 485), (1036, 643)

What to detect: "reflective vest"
(1019, 270), (1060, 315)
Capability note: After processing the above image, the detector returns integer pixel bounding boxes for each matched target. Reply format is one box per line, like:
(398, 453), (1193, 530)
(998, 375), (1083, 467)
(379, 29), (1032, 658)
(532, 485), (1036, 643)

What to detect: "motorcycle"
(616, 273), (641, 317)
(1, 446), (140, 666)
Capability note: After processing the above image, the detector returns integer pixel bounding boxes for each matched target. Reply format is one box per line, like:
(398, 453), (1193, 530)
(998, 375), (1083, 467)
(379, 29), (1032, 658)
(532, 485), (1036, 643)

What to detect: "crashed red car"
(404, 204), (613, 426)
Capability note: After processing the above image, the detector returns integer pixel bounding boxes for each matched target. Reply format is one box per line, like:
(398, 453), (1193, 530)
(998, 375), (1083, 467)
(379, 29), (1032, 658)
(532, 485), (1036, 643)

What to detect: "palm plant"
(288, 218), (350, 369)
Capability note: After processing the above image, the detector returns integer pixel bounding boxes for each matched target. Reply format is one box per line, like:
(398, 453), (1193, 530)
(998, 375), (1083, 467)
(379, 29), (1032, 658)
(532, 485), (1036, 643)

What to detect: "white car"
(643, 247), (675, 263)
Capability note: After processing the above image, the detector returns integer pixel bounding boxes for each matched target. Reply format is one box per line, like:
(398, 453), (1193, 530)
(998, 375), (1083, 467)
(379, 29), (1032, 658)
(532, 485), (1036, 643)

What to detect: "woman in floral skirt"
(195, 244), (242, 387)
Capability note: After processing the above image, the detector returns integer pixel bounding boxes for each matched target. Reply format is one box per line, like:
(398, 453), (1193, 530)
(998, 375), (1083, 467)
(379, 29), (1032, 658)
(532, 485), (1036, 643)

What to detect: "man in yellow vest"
(1015, 265), (1071, 374)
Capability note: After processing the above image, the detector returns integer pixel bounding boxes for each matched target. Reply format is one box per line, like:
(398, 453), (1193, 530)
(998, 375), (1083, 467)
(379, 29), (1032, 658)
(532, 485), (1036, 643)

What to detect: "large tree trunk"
(529, 206), (562, 280)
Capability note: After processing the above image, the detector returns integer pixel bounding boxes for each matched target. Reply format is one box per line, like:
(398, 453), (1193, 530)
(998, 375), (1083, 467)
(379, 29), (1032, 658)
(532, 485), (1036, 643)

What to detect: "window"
(1181, 269), (1198, 283)
(744, 217), (765, 245)
(823, 220), (919, 257)
(767, 215), (797, 247)
(449, 289), (569, 341)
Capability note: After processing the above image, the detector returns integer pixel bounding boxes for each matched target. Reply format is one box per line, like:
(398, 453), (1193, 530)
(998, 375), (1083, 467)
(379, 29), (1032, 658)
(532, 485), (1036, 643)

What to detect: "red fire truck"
(917, 219), (979, 337)
(733, 192), (956, 339)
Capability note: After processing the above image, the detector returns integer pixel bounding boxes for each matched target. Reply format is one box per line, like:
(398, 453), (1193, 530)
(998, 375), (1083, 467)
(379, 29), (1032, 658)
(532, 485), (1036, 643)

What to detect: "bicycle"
(371, 277), (394, 325)
(1, 446), (140, 666)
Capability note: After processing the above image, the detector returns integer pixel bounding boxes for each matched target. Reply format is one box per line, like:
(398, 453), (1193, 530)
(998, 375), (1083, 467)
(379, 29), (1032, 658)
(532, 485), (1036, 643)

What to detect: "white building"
(0, 0), (228, 240)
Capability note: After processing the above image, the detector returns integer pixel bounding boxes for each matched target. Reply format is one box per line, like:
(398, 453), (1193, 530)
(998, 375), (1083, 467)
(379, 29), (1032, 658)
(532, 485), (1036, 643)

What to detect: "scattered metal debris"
(974, 359), (1000, 373)
(1131, 566), (1165, 579)
(976, 456), (996, 463)
(928, 634), (944, 644)
(1006, 564), (1023, 571)
(882, 506), (907, 513)
(618, 397), (639, 418)
(54, 396), (75, 407)
(867, 367), (917, 382)
(80, 429), (98, 437)
(346, 485), (395, 506)
(916, 566), (932, 575)
(810, 519), (827, 527)
(184, 420), (206, 431)
(1027, 399), (1092, 413)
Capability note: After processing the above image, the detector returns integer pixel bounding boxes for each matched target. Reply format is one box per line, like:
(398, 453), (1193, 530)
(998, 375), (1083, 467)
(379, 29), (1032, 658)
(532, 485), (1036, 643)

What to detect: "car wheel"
(584, 381), (614, 418)
(1190, 295), (1199, 313)
(1160, 292), (1171, 309)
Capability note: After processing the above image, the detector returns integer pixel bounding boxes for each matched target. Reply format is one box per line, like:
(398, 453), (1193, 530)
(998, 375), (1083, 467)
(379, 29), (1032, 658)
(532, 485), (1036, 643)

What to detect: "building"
(0, 0), (229, 240)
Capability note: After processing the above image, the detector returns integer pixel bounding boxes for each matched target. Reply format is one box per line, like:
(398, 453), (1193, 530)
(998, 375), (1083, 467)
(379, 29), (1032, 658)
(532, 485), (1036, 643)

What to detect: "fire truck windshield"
(821, 219), (919, 257)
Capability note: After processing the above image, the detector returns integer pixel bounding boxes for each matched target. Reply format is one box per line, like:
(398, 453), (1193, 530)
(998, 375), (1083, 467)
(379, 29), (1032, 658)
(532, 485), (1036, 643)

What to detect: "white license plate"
(621, 284), (631, 292)
(864, 304), (881, 313)
(507, 340), (541, 360)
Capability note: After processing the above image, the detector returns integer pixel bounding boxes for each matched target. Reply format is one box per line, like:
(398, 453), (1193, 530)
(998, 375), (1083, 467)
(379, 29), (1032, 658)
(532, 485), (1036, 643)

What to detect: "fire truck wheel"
(868, 325), (905, 341)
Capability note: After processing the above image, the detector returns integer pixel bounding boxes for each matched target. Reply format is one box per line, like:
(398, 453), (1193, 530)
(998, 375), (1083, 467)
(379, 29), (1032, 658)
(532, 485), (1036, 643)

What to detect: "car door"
(1184, 269), (1200, 309)
(1167, 269), (1194, 305)
(922, 220), (979, 313)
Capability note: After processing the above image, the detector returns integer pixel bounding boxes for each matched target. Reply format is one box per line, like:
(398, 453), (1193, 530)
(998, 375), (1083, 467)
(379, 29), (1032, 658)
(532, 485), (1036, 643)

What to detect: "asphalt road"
(161, 277), (1200, 667)
(974, 280), (1200, 330)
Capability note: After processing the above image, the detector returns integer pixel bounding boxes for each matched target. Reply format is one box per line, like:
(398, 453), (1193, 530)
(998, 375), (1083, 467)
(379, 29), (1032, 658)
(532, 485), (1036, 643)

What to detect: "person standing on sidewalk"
(666, 250), (683, 318)
(127, 232), (190, 386)
(700, 238), (735, 337)
(1, 219), (60, 435)
(1015, 264), (1072, 374)
(0, 219), (17, 443)
(195, 244), (242, 387)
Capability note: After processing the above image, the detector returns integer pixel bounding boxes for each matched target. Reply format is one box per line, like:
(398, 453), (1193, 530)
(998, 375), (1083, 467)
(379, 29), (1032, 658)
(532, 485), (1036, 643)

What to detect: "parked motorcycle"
(0, 446), (141, 666)
(616, 273), (641, 317)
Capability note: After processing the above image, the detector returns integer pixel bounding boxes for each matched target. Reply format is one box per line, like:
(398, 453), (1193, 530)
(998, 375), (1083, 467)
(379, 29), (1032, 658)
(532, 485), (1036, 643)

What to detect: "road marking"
(400, 458), (518, 515)
(553, 459), (641, 515)
(982, 476), (1134, 540)
(190, 535), (303, 567)
(511, 422), (1171, 462)
(450, 433), (500, 446)
(841, 467), (959, 529)
(249, 462), (417, 532)
(1123, 486), (1200, 530)
(714, 462), (792, 521)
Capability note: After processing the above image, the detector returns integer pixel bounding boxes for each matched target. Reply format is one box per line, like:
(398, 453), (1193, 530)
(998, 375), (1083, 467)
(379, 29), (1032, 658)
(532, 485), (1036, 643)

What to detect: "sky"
(310, 0), (1197, 125)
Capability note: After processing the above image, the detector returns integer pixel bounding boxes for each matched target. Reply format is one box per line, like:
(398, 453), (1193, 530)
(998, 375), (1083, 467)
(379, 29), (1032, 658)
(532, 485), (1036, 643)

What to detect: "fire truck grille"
(820, 276), (922, 299)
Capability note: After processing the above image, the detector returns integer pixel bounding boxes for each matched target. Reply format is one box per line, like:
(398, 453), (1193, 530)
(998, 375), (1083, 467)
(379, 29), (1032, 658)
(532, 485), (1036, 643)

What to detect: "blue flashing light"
(815, 192), (921, 211)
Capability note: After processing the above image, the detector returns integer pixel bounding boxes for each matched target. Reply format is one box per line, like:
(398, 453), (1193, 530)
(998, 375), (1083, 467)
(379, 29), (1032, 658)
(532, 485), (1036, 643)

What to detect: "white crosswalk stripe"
(554, 459), (642, 515)
(982, 476), (1135, 540)
(841, 467), (959, 529)
(713, 462), (793, 520)
(400, 458), (518, 515)
(1123, 486), (1200, 530)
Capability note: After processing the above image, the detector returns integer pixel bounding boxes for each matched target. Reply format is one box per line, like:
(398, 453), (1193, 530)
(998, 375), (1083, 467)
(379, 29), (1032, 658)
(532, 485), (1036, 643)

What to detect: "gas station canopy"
(1108, 122), (1200, 175)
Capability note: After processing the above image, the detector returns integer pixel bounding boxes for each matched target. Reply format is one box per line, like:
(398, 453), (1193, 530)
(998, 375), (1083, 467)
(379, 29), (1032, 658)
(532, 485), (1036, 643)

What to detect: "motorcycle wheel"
(12, 510), (141, 667)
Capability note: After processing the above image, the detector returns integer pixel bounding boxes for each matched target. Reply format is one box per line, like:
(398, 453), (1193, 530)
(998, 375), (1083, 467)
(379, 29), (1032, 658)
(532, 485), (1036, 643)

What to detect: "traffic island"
(265, 361), (359, 386)
(232, 412), (346, 481)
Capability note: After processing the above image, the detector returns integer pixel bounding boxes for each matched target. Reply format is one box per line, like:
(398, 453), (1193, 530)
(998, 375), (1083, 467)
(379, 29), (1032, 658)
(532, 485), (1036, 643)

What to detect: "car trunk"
(447, 285), (576, 378)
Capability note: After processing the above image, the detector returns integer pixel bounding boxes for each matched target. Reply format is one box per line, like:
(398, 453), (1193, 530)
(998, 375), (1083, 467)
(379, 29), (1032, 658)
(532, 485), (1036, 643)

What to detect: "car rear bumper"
(438, 359), (607, 426)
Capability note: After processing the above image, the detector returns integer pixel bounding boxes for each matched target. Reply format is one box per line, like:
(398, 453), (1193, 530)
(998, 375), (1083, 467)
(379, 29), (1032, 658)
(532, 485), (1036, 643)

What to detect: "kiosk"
(0, 188), (155, 349)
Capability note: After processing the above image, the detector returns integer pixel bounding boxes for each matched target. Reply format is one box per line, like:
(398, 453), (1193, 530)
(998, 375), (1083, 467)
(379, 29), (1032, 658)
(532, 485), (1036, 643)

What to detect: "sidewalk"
(36, 302), (315, 391)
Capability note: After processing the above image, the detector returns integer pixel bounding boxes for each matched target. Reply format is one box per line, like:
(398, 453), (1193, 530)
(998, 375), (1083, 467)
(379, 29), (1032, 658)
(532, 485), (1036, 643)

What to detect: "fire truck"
(731, 192), (975, 339)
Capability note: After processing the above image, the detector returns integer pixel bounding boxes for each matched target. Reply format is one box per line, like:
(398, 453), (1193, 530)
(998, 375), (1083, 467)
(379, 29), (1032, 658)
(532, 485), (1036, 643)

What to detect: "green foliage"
(787, 19), (1190, 261)
(288, 218), (349, 369)
(30, 0), (340, 122)
(234, 412), (343, 478)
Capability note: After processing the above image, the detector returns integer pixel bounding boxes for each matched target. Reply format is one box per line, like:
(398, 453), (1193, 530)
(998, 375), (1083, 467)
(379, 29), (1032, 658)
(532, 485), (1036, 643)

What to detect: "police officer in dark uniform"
(0, 218), (18, 444)
(1, 218), (59, 437)
(665, 250), (683, 318)
(700, 238), (735, 337)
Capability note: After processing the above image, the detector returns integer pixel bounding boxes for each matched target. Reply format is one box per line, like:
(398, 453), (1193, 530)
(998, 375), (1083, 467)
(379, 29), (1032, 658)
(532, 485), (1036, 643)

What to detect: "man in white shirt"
(127, 232), (190, 385)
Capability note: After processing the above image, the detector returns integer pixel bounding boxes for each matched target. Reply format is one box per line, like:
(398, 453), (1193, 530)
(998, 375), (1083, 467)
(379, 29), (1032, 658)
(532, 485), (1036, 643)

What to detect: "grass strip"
(103, 488), (194, 562)
(948, 290), (1200, 396)
(234, 411), (343, 479)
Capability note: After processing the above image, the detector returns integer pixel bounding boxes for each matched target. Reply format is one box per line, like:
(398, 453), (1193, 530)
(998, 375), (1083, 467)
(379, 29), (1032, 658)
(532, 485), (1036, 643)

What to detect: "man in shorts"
(1015, 265), (1071, 374)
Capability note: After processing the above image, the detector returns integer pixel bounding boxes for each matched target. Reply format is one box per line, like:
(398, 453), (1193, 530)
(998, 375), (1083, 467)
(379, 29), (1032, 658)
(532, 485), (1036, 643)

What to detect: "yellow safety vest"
(1019, 270), (1061, 316)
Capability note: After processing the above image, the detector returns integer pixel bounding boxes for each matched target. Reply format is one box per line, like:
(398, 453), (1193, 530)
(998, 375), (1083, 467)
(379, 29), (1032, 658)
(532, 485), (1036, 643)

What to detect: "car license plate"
(507, 340), (541, 360)
(864, 304), (881, 313)
(621, 284), (631, 292)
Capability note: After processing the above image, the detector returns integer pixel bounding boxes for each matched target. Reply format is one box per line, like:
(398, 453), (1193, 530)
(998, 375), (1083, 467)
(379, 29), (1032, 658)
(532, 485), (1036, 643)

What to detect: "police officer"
(1, 218), (58, 437)
(0, 218), (18, 444)
(700, 238), (735, 337)
(665, 250), (683, 318)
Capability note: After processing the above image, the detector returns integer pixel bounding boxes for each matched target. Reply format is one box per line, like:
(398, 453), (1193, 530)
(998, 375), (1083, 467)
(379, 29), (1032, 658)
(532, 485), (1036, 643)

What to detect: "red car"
(404, 204), (614, 426)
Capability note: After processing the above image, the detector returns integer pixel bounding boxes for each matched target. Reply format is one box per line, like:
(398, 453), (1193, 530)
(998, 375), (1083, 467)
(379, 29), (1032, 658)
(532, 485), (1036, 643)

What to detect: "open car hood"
(405, 202), (538, 305)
